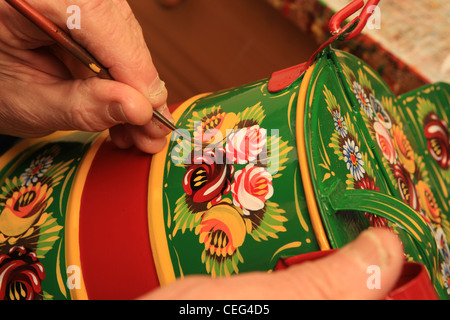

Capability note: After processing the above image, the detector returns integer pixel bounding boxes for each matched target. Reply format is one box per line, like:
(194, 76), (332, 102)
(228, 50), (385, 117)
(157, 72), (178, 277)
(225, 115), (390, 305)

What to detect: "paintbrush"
(5, 0), (181, 135)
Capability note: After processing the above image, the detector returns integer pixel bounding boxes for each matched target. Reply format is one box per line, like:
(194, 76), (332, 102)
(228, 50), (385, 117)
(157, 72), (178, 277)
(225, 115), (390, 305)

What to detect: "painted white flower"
(333, 110), (348, 138)
(353, 81), (373, 119)
(343, 139), (365, 180)
(21, 155), (53, 186)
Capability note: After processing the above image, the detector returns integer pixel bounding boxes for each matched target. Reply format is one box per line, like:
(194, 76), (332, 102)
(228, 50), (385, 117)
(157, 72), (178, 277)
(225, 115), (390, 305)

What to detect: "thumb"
(141, 228), (404, 300)
(277, 228), (405, 299)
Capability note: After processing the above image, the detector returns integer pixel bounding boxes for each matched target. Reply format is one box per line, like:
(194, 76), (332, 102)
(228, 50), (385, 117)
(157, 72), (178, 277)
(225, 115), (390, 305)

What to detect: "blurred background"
(128, 0), (318, 105)
(128, 0), (450, 105)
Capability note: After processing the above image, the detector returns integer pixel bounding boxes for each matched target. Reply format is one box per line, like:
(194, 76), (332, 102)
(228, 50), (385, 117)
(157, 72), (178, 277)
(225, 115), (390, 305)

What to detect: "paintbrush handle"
(5, 0), (111, 78)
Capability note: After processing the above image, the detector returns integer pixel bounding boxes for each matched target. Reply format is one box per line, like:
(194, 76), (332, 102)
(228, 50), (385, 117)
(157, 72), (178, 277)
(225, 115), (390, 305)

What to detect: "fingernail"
(148, 76), (168, 107)
(149, 76), (166, 97)
(108, 102), (128, 123)
(153, 103), (175, 128)
(158, 103), (175, 121)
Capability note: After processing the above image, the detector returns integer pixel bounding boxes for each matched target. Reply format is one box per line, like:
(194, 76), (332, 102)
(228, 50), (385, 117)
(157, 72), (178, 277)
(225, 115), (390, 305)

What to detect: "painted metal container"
(0, 45), (448, 300)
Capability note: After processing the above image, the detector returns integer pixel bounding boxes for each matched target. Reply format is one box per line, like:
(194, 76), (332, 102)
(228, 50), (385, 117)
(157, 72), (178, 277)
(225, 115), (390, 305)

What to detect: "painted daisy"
(20, 155), (53, 186)
(352, 81), (373, 119)
(435, 228), (450, 263)
(343, 139), (365, 180)
(442, 262), (450, 295)
(333, 110), (348, 138)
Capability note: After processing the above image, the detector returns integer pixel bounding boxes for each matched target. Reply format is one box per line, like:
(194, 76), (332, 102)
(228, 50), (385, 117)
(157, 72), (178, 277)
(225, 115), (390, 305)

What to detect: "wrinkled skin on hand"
(0, 0), (173, 154)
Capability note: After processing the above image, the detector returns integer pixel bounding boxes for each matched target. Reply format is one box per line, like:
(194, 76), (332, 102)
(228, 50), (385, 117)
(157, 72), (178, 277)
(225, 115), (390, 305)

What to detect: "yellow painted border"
(148, 93), (211, 286)
(295, 64), (331, 251)
(65, 131), (109, 300)
(0, 132), (75, 171)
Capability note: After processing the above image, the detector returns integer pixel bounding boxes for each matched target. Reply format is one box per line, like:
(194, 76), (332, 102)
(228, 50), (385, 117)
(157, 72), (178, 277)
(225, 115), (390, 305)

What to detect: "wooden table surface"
(128, 0), (318, 104)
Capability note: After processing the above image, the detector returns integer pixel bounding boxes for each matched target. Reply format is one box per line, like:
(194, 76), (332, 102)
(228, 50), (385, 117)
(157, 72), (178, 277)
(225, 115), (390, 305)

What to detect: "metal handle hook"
(329, 0), (381, 40)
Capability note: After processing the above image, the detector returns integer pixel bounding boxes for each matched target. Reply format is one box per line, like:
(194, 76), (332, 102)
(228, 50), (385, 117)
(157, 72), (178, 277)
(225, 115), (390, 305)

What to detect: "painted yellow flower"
(416, 181), (441, 225)
(392, 124), (416, 174)
(0, 182), (52, 237)
(192, 107), (239, 146)
(196, 200), (246, 258)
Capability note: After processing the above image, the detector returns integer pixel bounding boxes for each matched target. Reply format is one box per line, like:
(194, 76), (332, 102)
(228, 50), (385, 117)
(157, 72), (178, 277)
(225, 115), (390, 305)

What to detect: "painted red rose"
(183, 148), (234, 205)
(424, 113), (450, 169)
(354, 176), (390, 228)
(0, 246), (45, 300)
(394, 163), (421, 212)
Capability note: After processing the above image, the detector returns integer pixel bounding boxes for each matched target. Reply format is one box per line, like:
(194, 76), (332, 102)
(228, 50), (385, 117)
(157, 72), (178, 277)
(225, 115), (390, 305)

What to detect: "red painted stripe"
(79, 139), (159, 300)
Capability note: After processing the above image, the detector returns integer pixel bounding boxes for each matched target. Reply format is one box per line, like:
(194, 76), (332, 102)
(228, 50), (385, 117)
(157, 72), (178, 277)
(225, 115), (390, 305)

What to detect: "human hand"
(140, 228), (404, 300)
(0, 0), (173, 153)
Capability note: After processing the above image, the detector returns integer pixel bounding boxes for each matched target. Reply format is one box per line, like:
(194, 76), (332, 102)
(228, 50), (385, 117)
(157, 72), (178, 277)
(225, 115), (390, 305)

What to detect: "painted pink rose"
(226, 125), (267, 164)
(374, 121), (397, 164)
(231, 164), (273, 215)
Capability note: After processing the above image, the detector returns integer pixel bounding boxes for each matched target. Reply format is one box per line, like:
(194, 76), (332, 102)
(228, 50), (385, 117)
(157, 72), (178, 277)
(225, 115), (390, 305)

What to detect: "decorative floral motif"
(196, 200), (246, 277)
(333, 110), (348, 138)
(355, 176), (390, 229)
(374, 121), (397, 164)
(192, 106), (239, 145)
(173, 103), (292, 276)
(423, 113), (450, 169)
(325, 85), (391, 231)
(226, 125), (267, 164)
(343, 139), (365, 181)
(436, 228), (450, 263)
(231, 165), (274, 215)
(370, 93), (392, 129)
(416, 181), (441, 225)
(342, 62), (450, 298)
(435, 228), (450, 295)
(392, 125), (415, 174)
(354, 176), (378, 192)
(0, 182), (52, 237)
(442, 264), (450, 294)
(20, 155), (53, 187)
(183, 148), (234, 207)
(353, 81), (373, 119)
(394, 163), (421, 212)
(0, 246), (45, 300)
(0, 148), (74, 300)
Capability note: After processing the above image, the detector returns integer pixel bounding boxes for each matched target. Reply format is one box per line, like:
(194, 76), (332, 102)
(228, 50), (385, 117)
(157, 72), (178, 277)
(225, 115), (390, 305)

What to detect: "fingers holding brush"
(0, 0), (174, 153)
